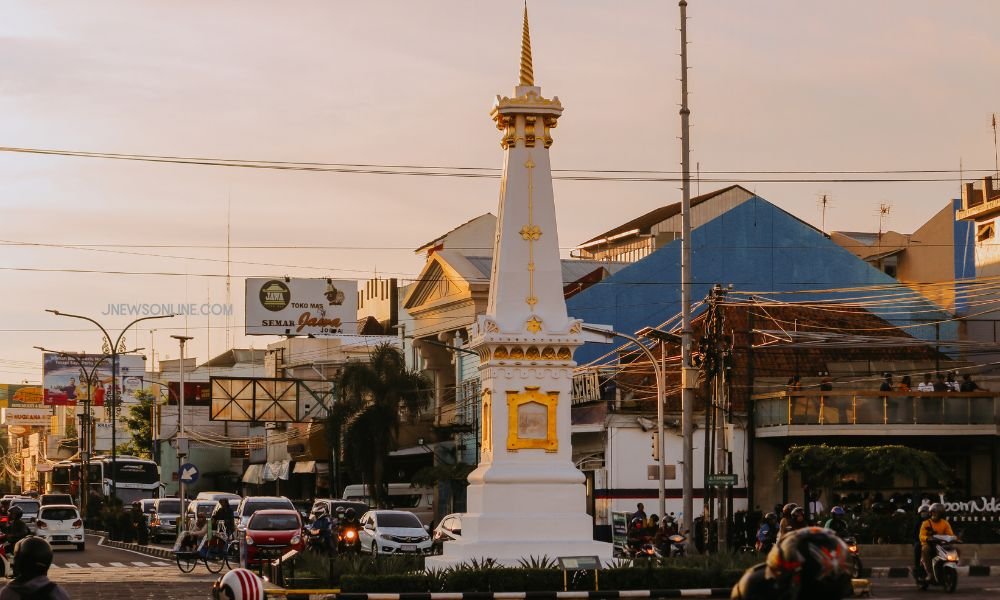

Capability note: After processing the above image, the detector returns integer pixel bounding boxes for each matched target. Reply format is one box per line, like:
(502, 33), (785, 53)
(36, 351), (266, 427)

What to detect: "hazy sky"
(2, 1), (999, 381)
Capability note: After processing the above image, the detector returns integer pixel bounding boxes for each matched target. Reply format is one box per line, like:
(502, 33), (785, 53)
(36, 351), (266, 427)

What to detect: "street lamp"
(46, 310), (175, 499)
(581, 324), (667, 519)
(171, 335), (193, 517)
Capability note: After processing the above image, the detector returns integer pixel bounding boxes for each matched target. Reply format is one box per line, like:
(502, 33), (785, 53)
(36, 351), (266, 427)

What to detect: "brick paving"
(45, 566), (218, 599)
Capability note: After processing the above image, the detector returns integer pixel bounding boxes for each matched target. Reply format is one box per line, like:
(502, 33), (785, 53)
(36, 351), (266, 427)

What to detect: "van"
(342, 483), (434, 525)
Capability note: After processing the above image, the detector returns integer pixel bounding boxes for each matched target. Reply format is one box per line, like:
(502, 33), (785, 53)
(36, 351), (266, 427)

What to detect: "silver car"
(149, 498), (182, 543)
(11, 499), (40, 535)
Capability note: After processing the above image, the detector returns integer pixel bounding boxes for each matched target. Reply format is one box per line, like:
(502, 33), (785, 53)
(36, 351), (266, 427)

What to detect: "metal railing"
(753, 390), (999, 427)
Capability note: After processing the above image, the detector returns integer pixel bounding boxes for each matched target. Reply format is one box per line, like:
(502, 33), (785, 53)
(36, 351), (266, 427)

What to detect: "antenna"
(816, 193), (833, 233)
(993, 113), (998, 179)
(877, 203), (892, 244)
(225, 194), (232, 349)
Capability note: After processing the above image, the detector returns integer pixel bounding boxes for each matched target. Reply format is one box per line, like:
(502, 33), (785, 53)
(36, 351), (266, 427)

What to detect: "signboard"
(93, 422), (132, 451)
(0, 385), (44, 409)
(611, 511), (629, 554)
(179, 463), (200, 484)
(245, 278), (358, 336)
(707, 473), (738, 487)
(167, 382), (211, 406)
(1, 408), (52, 428)
(210, 377), (333, 423)
(42, 353), (145, 406)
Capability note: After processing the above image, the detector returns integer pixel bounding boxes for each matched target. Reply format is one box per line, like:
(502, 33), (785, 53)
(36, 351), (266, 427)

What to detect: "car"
(11, 499), (41, 535)
(431, 513), (464, 554)
(307, 499), (369, 525)
(235, 496), (296, 531)
(194, 491), (242, 504)
(241, 509), (303, 566)
(40, 494), (75, 507)
(184, 500), (220, 529)
(149, 498), (183, 543)
(358, 510), (433, 556)
(343, 483), (435, 525)
(36, 504), (85, 551)
(133, 498), (157, 521)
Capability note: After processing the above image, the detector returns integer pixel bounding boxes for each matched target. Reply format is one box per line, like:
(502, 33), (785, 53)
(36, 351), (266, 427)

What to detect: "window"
(248, 513), (299, 530)
(376, 512), (422, 528)
(41, 507), (78, 521)
(978, 222), (995, 243)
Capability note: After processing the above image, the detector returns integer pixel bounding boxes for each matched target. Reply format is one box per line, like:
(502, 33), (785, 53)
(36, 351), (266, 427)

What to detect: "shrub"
(341, 574), (431, 593)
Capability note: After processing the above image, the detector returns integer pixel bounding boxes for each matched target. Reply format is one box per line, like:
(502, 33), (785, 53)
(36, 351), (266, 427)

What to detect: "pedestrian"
(960, 374), (981, 392)
(898, 375), (912, 392)
(632, 502), (647, 524)
(933, 373), (949, 392)
(786, 375), (801, 392)
(0, 537), (71, 600)
(946, 371), (960, 392)
(916, 373), (934, 392)
(879, 372), (893, 392)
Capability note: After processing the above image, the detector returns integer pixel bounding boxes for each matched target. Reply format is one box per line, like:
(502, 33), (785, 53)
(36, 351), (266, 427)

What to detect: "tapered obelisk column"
(428, 7), (612, 565)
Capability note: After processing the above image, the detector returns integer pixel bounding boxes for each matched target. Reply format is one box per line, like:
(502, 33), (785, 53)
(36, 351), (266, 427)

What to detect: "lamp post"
(33, 347), (110, 518)
(581, 324), (667, 518)
(46, 310), (175, 499)
(171, 335), (193, 517)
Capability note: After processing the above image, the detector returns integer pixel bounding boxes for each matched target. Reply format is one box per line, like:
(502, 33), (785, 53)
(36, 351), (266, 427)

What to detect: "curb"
(863, 565), (1000, 578)
(330, 591), (734, 600)
(88, 529), (174, 560)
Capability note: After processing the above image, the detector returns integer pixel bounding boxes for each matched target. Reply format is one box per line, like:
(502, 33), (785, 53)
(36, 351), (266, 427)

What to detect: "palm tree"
(335, 342), (431, 507)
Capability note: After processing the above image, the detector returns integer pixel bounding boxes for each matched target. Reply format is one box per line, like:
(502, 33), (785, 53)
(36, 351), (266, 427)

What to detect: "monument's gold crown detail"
(519, 4), (534, 86)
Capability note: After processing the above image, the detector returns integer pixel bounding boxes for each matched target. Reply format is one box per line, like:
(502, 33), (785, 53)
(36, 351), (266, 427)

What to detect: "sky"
(1, 0), (999, 382)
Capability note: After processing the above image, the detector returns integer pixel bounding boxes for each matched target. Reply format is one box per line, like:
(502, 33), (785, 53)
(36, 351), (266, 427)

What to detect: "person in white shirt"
(916, 373), (934, 392)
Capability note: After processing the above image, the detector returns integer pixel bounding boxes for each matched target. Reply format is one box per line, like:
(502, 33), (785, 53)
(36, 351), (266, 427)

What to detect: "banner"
(1, 408), (52, 428)
(0, 385), (44, 409)
(42, 353), (145, 406)
(245, 278), (358, 336)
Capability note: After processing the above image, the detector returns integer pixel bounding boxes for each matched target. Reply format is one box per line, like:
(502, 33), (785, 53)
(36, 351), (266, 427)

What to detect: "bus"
(49, 456), (161, 504)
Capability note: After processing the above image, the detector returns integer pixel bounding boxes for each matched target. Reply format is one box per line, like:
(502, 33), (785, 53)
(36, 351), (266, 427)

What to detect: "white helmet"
(212, 568), (264, 600)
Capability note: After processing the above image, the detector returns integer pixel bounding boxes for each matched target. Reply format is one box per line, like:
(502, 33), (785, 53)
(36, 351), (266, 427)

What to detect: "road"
(872, 575), (1000, 599)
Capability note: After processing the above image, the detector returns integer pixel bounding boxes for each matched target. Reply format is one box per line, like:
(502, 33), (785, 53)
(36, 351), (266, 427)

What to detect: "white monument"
(427, 7), (613, 566)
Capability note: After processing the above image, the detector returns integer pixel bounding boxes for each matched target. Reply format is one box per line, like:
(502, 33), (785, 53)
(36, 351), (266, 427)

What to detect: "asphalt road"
(872, 575), (1000, 599)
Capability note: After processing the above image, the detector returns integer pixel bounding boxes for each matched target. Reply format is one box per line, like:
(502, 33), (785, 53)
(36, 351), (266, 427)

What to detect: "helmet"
(830, 506), (845, 517)
(631, 517), (644, 529)
(335, 506), (346, 514)
(212, 568), (265, 600)
(929, 503), (946, 518)
(782, 503), (798, 516)
(315, 505), (328, 518)
(764, 527), (853, 600)
(8, 506), (22, 520)
(344, 508), (356, 520)
(918, 504), (931, 515)
(649, 514), (660, 524)
(765, 512), (777, 522)
(791, 507), (805, 518)
(12, 536), (53, 580)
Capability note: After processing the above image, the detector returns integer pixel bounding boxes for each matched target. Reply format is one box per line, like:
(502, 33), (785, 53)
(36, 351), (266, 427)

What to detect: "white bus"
(49, 456), (161, 504)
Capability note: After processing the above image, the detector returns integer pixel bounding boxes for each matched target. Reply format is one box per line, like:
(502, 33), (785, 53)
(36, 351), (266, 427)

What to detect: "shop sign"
(245, 278), (358, 336)
(934, 495), (1000, 514)
(1, 408), (52, 427)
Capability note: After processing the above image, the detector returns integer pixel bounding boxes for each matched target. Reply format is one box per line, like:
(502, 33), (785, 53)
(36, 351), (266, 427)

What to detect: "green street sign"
(707, 473), (738, 487)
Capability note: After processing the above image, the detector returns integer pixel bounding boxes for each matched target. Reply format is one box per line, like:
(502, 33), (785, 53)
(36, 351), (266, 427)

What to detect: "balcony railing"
(753, 390), (999, 428)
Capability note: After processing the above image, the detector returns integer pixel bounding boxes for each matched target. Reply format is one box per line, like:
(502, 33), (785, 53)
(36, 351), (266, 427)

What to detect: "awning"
(242, 464), (264, 485)
(263, 459), (290, 481)
(292, 460), (316, 474)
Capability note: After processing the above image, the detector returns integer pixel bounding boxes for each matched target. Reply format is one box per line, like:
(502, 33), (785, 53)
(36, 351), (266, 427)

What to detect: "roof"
(202, 349), (267, 368)
(578, 185), (751, 246)
(414, 213), (496, 255)
(463, 256), (629, 284)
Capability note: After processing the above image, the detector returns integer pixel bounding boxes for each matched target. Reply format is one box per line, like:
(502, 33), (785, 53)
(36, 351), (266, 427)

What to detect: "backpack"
(17, 582), (57, 600)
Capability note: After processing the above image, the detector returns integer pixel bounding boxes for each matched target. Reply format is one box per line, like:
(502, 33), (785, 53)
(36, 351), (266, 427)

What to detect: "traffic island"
(88, 528), (174, 560)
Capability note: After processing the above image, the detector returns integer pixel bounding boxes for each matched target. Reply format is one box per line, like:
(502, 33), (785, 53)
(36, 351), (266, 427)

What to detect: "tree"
(336, 342), (431, 507)
(778, 444), (951, 490)
(118, 389), (155, 459)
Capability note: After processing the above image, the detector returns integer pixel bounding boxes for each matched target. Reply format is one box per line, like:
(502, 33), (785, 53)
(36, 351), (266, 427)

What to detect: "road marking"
(152, 561), (169, 567)
(109, 562), (126, 567)
(87, 563), (102, 568)
(132, 561), (149, 567)
(64, 563), (80, 568)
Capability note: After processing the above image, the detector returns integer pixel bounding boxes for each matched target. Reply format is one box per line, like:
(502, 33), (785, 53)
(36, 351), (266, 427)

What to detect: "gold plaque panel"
(481, 389), (493, 454)
(506, 386), (558, 452)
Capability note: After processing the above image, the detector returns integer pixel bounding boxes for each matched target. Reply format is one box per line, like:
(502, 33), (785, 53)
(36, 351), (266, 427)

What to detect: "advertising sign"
(1, 408), (52, 428)
(245, 278), (358, 336)
(167, 382), (212, 406)
(42, 353), (146, 406)
(0, 385), (44, 409)
(94, 422), (132, 451)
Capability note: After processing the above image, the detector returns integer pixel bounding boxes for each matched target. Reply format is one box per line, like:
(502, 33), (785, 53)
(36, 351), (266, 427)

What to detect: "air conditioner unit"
(264, 422), (278, 430)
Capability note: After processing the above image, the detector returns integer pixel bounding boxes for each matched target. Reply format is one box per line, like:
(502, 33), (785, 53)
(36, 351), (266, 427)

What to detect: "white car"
(36, 504), (85, 551)
(358, 510), (433, 556)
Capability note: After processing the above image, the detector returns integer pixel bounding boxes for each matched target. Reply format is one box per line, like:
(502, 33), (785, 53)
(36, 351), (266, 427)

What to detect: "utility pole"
(678, 0), (696, 547)
(703, 285), (731, 551)
(171, 335), (193, 519)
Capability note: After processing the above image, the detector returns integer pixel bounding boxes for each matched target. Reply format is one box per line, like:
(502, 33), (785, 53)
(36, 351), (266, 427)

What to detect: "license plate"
(401, 544), (416, 552)
(53, 536), (68, 541)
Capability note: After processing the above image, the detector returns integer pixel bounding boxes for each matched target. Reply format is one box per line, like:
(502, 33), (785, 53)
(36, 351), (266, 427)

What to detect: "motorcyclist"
(777, 503), (797, 541)
(823, 506), (850, 539)
(212, 568), (265, 600)
(919, 502), (955, 583)
(307, 506), (334, 553)
(731, 527), (853, 600)
(0, 537), (70, 600)
(211, 498), (237, 539)
(778, 507), (808, 543)
(626, 516), (647, 554)
(912, 504), (931, 573)
(4, 507), (30, 552)
(338, 508), (362, 552)
(340, 508), (360, 529)
(755, 512), (778, 553)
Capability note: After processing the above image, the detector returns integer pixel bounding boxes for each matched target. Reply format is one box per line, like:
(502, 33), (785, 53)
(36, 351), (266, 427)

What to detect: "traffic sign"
(707, 473), (737, 487)
(179, 462), (200, 484)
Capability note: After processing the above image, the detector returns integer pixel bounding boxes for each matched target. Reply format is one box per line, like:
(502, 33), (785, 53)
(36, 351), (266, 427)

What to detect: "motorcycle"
(843, 536), (863, 578)
(667, 533), (687, 557)
(338, 523), (361, 554)
(304, 523), (334, 554)
(0, 533), (10, 578)
(914, 534), (960, 593)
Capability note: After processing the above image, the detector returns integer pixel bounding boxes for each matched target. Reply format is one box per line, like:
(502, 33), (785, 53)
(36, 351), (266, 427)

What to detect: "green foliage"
(599, 566), (743, 590)
(411, 463), (475, 488)
(777, 444), (950, 488)
(118, 389), (155, 459)
(516, 555), (558, 569)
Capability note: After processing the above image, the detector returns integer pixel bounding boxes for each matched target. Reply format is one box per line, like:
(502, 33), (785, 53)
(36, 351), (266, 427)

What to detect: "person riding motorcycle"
(0, 537), (70, 600)
(4, 507), (30, 551)
(626, 516), (648, 554)
(778, 507), (807, 542)
(756, 512), (778, 553)
(777, 503), (798, 541)
(919, 502), (955, 583)
(338, 508), (362, 552)
(912, 504), (931, 573)
(212, 568), (265, 600)
(731, 527), (853, 600)
(823, 506), (850, 539)
(307, 506), (334, 553)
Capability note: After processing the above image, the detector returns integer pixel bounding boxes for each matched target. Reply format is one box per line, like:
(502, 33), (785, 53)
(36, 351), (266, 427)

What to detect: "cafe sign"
(935, 495), (1000, 514)
(245, 278), (358, 336)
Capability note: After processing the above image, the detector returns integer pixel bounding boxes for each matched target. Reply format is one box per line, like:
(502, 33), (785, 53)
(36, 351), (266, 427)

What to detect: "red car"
(242, 509), (303, 566)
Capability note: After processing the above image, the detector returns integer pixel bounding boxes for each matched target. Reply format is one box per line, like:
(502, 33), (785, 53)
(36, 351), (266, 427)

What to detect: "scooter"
(914, 534), (960, 593)
(667, 533), (687, 557)
(304, 524), (334, 554)
(338, 524), (361, 554)
(843, 536), (863, 578)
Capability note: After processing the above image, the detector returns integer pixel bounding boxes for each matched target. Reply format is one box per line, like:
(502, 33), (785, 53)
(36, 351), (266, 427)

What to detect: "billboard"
(42, 353), (146, 406)
(0, 385), (44, 409)
(1, 408), (52, 428)
(167, 382), (212, 406)
(245, 278), (358, 336)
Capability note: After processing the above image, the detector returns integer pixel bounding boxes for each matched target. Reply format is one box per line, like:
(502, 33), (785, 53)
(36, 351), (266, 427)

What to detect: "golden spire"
(519, 3), (534, 86)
